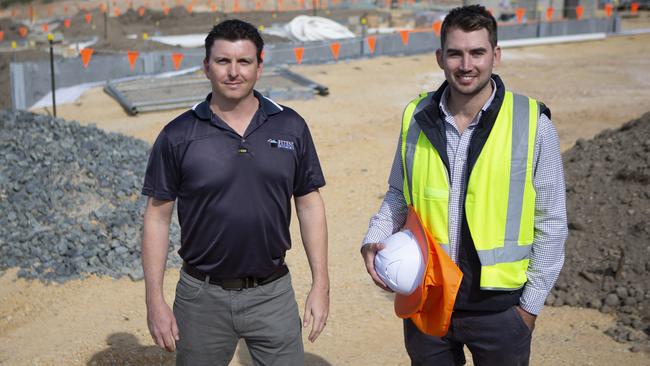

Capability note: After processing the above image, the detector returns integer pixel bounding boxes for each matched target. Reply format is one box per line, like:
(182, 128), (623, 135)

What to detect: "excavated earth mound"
(0, 110), (181, 283)
(551, 112), (650, 351)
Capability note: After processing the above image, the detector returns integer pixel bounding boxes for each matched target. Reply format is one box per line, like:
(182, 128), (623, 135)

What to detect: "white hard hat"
(374, 230), (425, 295)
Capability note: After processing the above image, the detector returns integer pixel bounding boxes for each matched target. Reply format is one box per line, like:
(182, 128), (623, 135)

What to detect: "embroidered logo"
(267, 138), (295, 151)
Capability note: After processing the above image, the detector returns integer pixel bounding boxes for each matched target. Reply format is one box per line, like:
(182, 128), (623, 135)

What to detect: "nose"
(460, 54), (472, 71)
(227, 62), (239, 78)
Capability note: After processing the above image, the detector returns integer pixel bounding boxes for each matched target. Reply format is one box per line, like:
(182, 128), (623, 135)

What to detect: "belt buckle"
(221, 279), (245, 290)
(220, 277), (258, 290)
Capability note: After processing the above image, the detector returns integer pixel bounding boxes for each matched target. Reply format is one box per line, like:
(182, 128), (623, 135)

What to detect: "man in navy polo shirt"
(141, 19), (329, 365)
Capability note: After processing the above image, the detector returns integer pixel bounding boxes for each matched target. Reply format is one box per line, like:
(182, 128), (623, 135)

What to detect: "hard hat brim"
(394, 206), (430, 317)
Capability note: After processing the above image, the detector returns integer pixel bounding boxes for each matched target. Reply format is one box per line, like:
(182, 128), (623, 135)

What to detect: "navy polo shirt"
(142, 91), (325, 278)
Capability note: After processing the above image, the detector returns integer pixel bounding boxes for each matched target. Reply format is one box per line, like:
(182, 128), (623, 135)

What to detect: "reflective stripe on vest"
(401, 92), (451, 255)
(401, 91), (538, 290)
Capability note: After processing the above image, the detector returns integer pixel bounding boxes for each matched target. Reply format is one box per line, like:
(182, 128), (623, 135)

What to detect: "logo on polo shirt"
(267, 139), (295, 151)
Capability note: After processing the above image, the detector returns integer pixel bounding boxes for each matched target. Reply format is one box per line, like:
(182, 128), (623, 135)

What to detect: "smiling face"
(436, 26), (501, 101)
(203, 39), (263, 104)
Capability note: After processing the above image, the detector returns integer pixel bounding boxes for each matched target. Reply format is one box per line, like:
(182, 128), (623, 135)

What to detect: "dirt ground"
(1, 12), (650, 366)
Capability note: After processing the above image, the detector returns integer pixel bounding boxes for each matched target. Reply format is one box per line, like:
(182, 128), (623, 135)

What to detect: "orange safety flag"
(293, 47), (304, 64)
(278, 0), (284, 11)
(575, 5), (584, 20)
(211, 3), (217, 12)
(234, 0), (240, 12)
(366, 36), (376, 54)
(432, 20), (442, 37)
(604, 3), (613, 17)
(163, 6), (170, 15)
(255, 1), (261, 10)
(186, 4), (193, 13)
(80, 48), (94, 68)
(399, 30), (409, 46)
(329, 42), (340, 60)
(138, 6), (146, 16)
(0, 31), (4, 42)
(18, 26), (28, 38)
(115, 7), (122, 17)
(171, 52), (184, 70)
(64, 19), (71, 28)
(394, 206), (463, 337)
(631, 2), (639, 15)
(99, 3), (107, 13)
(85, 13), (92, 24)
(545, 7), (554, 22)
(42, 23), (49, 32)
(515, 7), (525, 24)
(127, 50), (139, 70)
(299, 0), (305, 9)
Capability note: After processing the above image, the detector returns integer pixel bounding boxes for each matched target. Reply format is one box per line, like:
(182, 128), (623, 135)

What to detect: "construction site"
(0, 0), (649, 364)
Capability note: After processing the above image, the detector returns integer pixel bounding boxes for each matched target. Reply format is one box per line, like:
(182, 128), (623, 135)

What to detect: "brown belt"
(182, 262), (289, 290)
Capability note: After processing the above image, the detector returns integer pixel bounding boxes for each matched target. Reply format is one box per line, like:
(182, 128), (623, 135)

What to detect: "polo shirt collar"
(192, 90), (283, 121)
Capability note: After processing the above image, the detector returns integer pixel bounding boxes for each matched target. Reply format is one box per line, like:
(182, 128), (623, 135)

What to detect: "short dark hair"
(440, 5), (498, 49)
(204, 19), (264, 63)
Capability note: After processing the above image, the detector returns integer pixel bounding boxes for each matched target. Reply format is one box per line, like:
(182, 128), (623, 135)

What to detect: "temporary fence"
(2, 0), (640, 24)
(9, 13), (619, 111)
(1, 1), (418, 20)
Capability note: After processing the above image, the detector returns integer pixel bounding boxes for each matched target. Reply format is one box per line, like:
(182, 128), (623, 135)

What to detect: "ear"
(435, 48), (444, 70)
(493, 45), (501, 68)
(256, 59), (263, 81)
(203, 57), (209, 75)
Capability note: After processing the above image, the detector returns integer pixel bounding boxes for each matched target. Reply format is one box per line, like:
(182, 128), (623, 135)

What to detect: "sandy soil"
(2, 24), (650, 366)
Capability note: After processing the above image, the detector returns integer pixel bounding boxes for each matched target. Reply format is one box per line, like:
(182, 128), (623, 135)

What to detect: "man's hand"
(303, 285), (329, 343)
(147, 300), (180, 352)
(361, 243), (392, 292)
(515, 305), (537, 332)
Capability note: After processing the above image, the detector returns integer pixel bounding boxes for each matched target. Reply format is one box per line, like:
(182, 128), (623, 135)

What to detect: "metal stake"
(48, 34), (57, 117)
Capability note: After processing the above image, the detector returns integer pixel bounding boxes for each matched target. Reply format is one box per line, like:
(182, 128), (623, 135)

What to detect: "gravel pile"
(550, 112), (650, 351)
(0, 110), (181, 282)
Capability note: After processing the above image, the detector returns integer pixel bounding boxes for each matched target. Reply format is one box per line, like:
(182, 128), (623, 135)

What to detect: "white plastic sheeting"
(284, 16), (355, 42)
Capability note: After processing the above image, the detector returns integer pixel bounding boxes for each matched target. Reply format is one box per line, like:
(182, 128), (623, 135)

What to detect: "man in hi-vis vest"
(361, 5), (567, 365)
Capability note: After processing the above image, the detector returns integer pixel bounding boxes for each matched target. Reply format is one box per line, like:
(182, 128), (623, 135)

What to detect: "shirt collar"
(439, 78), (497, 126)
(192, 90), (283, 120)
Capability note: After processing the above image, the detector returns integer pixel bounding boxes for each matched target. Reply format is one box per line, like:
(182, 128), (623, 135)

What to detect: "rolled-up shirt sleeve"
(519, 114), (568, 315)
(362, 135), (408, 247)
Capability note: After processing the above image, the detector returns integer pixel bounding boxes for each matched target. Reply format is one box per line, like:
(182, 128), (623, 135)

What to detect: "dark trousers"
(404, 306), (532, 366)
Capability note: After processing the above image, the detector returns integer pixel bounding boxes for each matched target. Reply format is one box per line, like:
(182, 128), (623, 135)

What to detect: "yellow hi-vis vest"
(401, 91), (538, 290)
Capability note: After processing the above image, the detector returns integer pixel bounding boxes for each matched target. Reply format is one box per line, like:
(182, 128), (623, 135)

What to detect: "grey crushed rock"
(0, 110), (181, 283)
